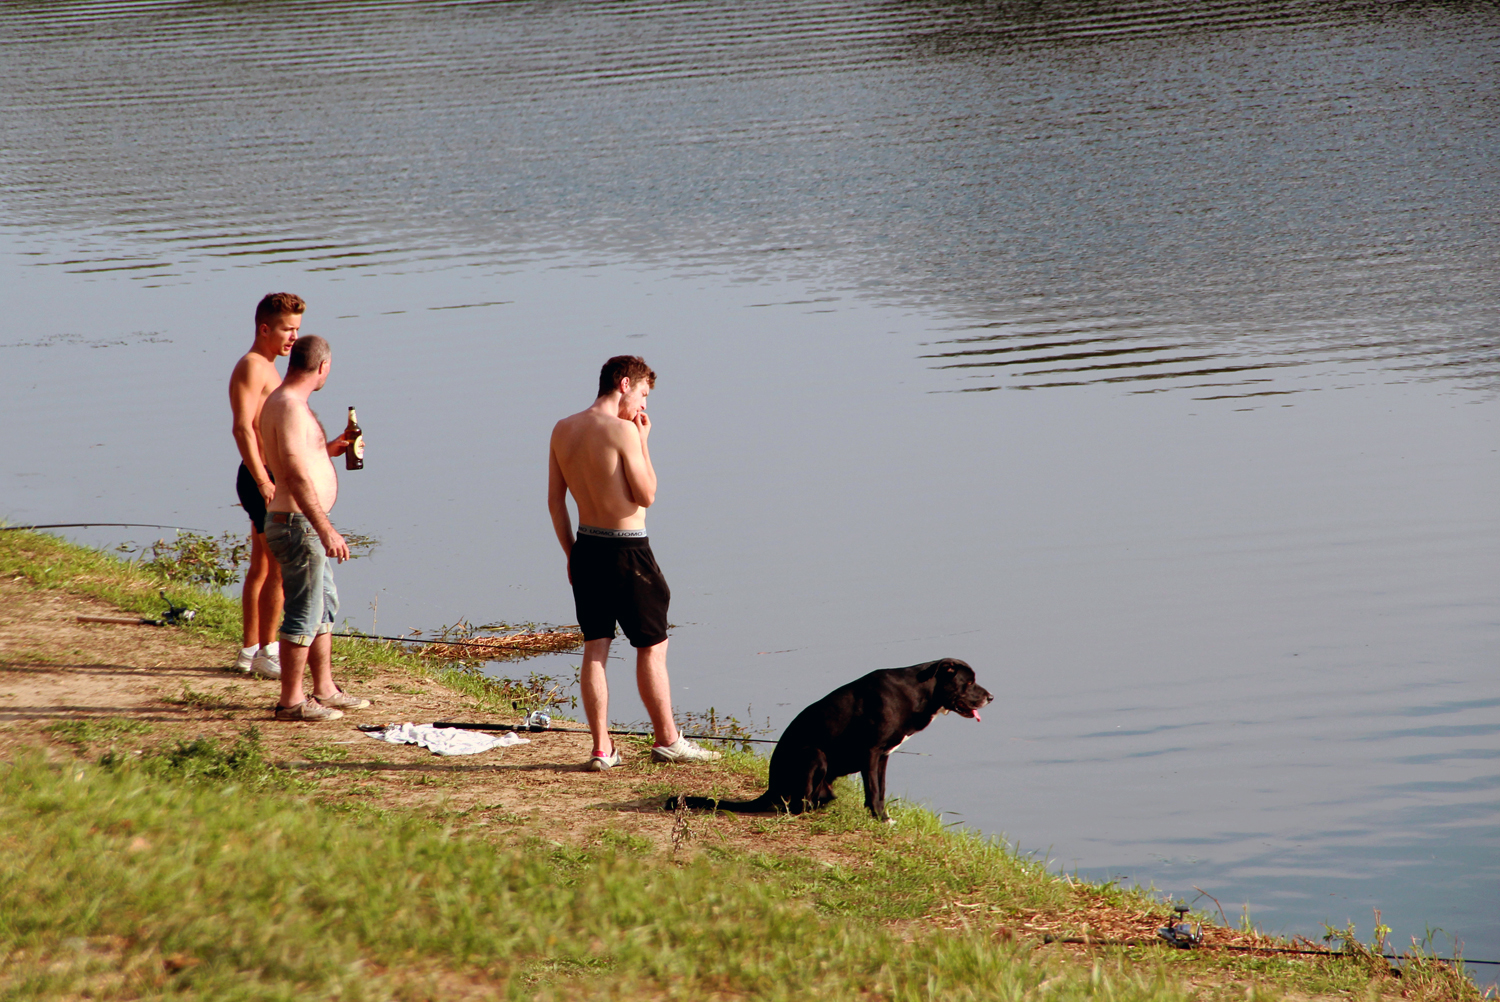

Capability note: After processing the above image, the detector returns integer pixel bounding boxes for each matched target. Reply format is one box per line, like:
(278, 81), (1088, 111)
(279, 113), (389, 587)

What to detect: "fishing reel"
(155, 590), (196, 627)
(1157, 904), (1202, 949)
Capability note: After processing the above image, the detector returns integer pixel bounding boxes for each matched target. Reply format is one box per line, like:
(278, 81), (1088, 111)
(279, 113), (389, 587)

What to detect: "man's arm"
(279, 409), (349, 562)
(228, 360), (275, 502)
(547, 443), (574, 558)
(618, 414), (657, 508)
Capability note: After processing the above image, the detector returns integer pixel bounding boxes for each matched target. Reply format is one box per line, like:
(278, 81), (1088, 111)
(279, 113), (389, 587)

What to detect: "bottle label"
(353, 435), (364, 459)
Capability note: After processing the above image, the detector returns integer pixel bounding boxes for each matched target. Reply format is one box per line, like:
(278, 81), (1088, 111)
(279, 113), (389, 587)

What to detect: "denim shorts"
(263, 513), (339, 645)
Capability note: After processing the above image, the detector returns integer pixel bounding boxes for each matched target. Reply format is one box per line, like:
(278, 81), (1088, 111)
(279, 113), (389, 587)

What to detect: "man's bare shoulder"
(553, 408), (628, 442)
(229, 351), (280, 394)
(260, 386), (305, 431)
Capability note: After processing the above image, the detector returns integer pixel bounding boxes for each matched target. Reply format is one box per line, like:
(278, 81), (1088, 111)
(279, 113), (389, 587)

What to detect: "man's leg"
(241, 531), (271, 649)
(279, 640), (311, 707)
(279, 633), (333, 700)
(305, 633), (335, 700)
(257, 555), (283, 648)
(266, 518), (340, 719)
(580, 638), (614, 756)
(636, 639), (680, 748)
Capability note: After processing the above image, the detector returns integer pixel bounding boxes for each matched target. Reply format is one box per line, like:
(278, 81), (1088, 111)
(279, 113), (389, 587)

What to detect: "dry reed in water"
(420, 630), (583, 660)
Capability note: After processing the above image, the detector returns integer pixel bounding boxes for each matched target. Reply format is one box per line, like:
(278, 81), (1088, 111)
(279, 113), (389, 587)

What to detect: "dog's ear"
(917, 658), (959, 681)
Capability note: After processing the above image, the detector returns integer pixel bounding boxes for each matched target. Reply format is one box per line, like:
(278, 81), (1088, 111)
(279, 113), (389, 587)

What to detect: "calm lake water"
(3, 0), (1497, 969)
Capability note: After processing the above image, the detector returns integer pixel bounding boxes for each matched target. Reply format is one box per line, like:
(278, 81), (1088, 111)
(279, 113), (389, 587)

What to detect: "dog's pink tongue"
(973, 711), (982, 722)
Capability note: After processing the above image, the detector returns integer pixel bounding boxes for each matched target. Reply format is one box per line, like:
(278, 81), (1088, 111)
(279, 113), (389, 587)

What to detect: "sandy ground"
(0, 575), (820, 860)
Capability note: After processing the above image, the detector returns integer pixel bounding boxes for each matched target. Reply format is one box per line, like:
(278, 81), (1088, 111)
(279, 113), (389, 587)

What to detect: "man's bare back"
(548, 374), (656, 545)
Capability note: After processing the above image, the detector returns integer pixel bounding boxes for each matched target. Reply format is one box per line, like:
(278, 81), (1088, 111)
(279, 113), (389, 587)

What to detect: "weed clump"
(135, 530), (249, 590)
(100, 726), (299, 791)
(43, 718), (151, 748)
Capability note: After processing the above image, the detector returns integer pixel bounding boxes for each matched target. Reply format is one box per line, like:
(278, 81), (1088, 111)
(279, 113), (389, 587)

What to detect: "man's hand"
(258, 480), (276, 503)
(321, 529), (350, 563)
(327, 433), (353, 458)
(634, 410), (650, 442)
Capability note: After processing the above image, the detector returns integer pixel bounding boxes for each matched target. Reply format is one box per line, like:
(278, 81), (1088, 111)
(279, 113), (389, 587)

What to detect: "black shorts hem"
(577, 628), (669, 649)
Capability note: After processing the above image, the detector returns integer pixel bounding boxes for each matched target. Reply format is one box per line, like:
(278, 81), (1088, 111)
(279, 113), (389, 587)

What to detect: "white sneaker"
(232, 647), (255, 673)
(251, 649), (282, 680)
(586, 748), (622, 772)
(650, 736), (722, 764)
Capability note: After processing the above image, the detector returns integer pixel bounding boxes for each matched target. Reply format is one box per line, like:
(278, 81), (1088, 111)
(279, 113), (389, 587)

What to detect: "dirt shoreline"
(0, 573), (775, 854)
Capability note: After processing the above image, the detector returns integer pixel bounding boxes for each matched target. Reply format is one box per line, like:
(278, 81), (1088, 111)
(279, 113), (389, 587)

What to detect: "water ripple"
(2, 0), (1496, 397)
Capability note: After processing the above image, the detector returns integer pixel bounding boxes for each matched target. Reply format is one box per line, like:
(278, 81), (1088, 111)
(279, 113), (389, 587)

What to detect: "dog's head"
(919, 658), (993, 721)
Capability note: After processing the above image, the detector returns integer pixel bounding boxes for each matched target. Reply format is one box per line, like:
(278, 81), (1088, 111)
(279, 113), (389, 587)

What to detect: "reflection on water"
(3, 0), (1496, 396)
(2, 0), (1498, 969)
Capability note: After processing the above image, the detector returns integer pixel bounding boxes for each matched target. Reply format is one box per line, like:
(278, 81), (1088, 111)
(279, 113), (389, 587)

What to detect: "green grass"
(1, 754), (1183, 1002)
(0, 528), (241, 642)
(42, 718), (152, 748)
(162, 682), (242, 711)
(8, 751), (1475, 1001)
(0, 527), (562, 717)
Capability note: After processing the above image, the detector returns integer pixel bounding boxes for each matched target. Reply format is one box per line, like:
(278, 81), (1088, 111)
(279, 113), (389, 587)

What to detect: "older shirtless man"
(260, 334), (371, 721)
(548, 355), (720, 770)
(227, 293), (302, 678)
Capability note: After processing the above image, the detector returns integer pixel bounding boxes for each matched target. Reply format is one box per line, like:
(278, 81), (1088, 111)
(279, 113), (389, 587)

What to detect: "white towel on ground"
(365, 722), (529, 756)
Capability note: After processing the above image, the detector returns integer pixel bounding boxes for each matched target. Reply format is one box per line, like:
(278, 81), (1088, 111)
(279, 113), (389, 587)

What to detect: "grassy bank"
(0, 527), (1488, 1000)
(0, 526), (553, 714)
(0, 750), (1154, 1001)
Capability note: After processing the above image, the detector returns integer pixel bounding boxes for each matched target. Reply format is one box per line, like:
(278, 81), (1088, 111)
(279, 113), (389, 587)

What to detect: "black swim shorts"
(236, 463), (272, 534)
(569, 533), (671, 648)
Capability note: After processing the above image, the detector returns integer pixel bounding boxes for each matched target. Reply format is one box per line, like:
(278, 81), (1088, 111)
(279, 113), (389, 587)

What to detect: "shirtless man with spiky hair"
(227, 292), (303, 679)
(548, 355), (721, 771)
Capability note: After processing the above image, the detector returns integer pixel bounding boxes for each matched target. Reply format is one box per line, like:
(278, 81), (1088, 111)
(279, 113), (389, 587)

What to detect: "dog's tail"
(665, 791), (786, 814)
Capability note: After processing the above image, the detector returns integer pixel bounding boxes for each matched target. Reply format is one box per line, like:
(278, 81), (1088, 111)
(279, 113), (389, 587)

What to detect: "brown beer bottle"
(344, 406), (364, 470)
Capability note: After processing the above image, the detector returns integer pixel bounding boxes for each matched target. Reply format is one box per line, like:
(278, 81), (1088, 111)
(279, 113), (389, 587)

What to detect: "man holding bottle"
(259, 333), (371, 722)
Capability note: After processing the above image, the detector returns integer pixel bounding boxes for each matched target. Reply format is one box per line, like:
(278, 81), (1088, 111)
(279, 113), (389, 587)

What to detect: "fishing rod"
(1, 522), (212, 532)
(416, 714), (927, 754)
(1041, 935), (1498, 967)
(422, 717), (780, 744)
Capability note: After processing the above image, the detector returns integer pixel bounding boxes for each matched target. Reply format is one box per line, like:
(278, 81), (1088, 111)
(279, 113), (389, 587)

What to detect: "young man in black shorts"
(227, 293), (302, 678)
(548, 356), (721, 771)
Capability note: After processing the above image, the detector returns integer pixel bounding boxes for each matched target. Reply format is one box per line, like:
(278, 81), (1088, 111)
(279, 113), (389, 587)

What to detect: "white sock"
(258, 641), (279, 656)
(239, 645), (257, 659)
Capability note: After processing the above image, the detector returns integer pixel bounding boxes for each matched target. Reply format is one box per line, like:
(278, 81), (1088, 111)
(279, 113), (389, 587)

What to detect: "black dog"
(666, 658), (991, 822)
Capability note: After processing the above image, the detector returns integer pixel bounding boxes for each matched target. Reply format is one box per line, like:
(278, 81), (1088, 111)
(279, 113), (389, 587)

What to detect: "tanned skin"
(260, 353), (356, 710)
(228, 311), (299, 649)
(548, 374), (681, 758)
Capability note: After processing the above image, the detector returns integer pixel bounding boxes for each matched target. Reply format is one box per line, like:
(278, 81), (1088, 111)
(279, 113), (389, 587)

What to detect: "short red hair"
(255, 292), (305, 327)
(597, 355), (656, 397)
